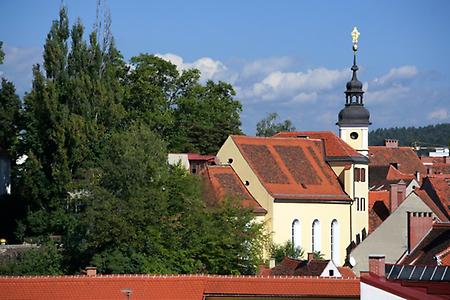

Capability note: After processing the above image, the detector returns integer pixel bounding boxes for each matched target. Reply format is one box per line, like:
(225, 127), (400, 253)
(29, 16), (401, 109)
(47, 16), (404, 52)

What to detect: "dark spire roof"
(337, 39), (371, 127)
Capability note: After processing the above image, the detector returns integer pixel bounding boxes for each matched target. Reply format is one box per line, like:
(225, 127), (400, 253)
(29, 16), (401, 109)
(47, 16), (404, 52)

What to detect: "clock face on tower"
(350, 132), (359, 140)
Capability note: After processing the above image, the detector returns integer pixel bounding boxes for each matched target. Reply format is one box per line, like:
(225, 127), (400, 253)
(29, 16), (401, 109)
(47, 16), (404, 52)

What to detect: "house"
(263, 254), (356, 278)
(368, 139), (426, 181)
(366, 139), (424, 233)
(0, 273), (361, 299)
(349, 181), (450, 275)
(168, 153), (216, 174)
(360, 255), (450, 300)
(368, 165), (419, 232)
(215, 42), (370, 266)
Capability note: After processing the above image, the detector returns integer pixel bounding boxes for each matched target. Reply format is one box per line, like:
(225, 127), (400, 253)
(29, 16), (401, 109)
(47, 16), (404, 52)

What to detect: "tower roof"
(337, 27), (370, 127)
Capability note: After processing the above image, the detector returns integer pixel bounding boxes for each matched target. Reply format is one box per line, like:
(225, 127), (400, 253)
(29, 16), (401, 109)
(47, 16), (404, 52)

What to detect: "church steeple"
(337, 27), (370, 156)
(337, 27), (370, 127)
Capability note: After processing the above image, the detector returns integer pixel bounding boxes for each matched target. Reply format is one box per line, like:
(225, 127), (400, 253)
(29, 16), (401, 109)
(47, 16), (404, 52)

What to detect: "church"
(213, 28), (370, 266)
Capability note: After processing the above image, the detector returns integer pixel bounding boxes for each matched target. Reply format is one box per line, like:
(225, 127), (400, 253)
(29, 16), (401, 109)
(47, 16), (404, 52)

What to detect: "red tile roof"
(369, 165), (415, 190)
(0, 275), (360, 299)
(274, 131), (366, 161)
(368, 146), (426, 175)
(205, 165), (266, 214)
(368, 190), (391, 233)
(361, 273), (450, 300)
(230, 135), (351, 201)
(414, 188), (449, 222)
(187, 153), (216, 161)
(401, 222), (450, 266)
(430, 163), (450, 175)
(420, 176), (450, 220)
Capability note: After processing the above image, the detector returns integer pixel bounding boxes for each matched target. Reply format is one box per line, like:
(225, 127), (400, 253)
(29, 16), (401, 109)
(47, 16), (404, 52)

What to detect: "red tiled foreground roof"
(368, 146), (426, 175)
(361, 273), (450, 300)
(274, 131), (365, 161)
(231, 135), (350, 201)
(205, 165), (266, 214)
(0, 275), (360, 300)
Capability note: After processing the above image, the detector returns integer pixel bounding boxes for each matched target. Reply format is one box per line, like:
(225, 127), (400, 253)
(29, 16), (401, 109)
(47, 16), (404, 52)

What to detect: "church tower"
(337, 27), (371, 156)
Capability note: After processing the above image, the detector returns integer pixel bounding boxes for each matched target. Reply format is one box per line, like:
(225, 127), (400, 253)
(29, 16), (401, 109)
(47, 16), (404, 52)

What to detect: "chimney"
(269, 258), (276, 269)
(384, 139), (398, 148)
(307, 252), (315, 262)
(368, 255), (385, 277)
(85, 266), (97, 277)
(407, 212), (433, 253)
(389, 181), (406, 212)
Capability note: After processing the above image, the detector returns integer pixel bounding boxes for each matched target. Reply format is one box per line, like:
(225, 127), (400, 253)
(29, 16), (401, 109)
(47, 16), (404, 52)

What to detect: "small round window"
(350, 132), (359, 140)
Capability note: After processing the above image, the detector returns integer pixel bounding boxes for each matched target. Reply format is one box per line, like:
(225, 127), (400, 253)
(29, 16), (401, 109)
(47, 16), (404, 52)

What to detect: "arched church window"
(312, 219), (321, 252)
(292, 219), (301, 249)
(331, 220), (339, 265)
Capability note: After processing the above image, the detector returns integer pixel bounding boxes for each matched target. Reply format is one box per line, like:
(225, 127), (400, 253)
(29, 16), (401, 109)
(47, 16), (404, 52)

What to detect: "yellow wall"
(339, 127), (368, 155)
(216, 137), (275, 234)
(273, 201), (351, 266)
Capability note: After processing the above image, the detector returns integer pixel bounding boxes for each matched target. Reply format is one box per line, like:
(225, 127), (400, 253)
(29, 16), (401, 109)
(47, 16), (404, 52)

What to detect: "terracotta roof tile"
(205, 165), (266, 214)
(402, 222), (450, 266)
(419, 176), (450, 221)
(430, 163), (450, 175)
(368, 190), (391, 233)
(368, 146), (426, 175)
(231, 135), (350, 201)
(274, 131), (365, 161)
(0, 275), (360, 299)
(361, 273), (450, 300)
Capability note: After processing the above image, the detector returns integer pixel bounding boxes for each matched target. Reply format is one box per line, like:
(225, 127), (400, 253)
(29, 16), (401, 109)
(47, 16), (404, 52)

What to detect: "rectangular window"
(355, 197), (359, 211)
(354, 168), (360, 182)
(361, 197), (365, 211)
(361, 168), (366, 182)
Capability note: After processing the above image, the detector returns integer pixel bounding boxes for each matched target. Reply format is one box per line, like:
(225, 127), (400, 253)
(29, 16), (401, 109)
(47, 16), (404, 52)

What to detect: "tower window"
(350, 132), (359, 140)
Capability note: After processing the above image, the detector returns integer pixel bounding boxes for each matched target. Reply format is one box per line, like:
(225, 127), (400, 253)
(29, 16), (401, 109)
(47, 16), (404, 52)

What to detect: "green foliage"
(313, 251), (324, 260)
(0, 78), (20, 155)
(256, 112), (296, 137)
(369, 123), (450, 147)
(63, 124), (264, 275)
(126, 54), (242, 154)
(0, 242), (63, 275)
(270, 240), (304, 264)
(8, 5), (260, 276)
(0, 41), (4, 64)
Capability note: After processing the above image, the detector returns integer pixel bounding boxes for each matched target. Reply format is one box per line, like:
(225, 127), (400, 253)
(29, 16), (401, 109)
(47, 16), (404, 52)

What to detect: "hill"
(369, 123), (450, 147)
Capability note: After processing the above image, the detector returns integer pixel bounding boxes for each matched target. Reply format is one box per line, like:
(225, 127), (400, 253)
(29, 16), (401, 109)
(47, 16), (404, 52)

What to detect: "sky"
(1, 0), (449, 135)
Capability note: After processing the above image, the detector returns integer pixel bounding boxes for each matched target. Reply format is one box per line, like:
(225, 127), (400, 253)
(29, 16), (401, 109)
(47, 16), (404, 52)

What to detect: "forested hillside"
(369, 123), (450, 147)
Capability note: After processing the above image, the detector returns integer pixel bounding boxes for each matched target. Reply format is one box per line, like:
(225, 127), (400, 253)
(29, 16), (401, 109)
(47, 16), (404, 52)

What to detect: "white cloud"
(242, 67), (348, 102)
(372, 65), (418, 86)
(427, 108), (449, 121)
(0, 44), (42, 95)
(365, 84), (410, 103)
(156, 53), (232, 82)
(241, 56), (293, 78)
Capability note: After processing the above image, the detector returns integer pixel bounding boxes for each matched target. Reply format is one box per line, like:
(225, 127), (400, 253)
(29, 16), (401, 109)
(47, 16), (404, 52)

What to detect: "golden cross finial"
(351, 27), (360, 51)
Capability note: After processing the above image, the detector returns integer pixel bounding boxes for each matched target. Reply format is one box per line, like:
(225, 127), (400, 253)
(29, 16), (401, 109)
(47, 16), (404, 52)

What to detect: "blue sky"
(1, 0), (449, 134)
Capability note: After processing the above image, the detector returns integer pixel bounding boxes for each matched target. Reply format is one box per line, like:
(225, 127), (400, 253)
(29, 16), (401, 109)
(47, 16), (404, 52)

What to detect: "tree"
(64, 123), (264, 275)
(0, 79), (20, 155)
(0, 41), (4, 64)
(0, 241), (64, 275)
(125, 54), (242, 154)
(256, 112), (296, 137)
(270, 240), (304, 264)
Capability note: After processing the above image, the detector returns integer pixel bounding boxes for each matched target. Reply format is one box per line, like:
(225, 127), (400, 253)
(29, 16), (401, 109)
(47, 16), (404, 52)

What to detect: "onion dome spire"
(337, 27), (371, 126)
